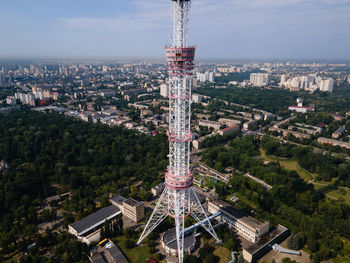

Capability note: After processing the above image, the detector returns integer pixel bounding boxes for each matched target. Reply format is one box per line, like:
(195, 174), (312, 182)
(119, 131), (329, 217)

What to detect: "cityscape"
(1, 1), (350, 263)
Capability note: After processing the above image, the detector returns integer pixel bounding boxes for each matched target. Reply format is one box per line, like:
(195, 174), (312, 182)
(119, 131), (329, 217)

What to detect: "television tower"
(138, 1), (219, 262)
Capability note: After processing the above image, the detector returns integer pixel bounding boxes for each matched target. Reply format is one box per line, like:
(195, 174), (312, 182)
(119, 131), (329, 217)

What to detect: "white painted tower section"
(137, 1), (219, 263)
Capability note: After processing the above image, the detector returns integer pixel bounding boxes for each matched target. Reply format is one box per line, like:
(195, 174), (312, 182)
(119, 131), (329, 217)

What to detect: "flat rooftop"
(244, 225), (288, 254)
(90, 240), (128, 263)
(70, 205), (121, 235)
(124, 198), (142, 207)
(220, 206), (264, 231)
(210, 199), (229, 209)
(152, 183), (165, 190)
(163, 228), (196, 250)
(111, 195), (126, 206)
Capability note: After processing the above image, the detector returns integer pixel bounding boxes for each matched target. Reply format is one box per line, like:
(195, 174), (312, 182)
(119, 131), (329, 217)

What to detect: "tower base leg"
(189, 187), (220, 242)
(137, 187), (169, 244)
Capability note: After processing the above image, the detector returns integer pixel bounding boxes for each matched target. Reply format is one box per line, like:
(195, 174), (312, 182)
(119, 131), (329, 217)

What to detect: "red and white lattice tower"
(137, 1), (219, 262)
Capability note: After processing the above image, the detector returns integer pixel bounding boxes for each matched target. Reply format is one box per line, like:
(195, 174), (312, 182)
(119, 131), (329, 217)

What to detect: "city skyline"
(1, 0), (350, 60)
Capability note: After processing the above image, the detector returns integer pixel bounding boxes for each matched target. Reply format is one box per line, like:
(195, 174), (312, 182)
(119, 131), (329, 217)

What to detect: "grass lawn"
(213, 247), (232, 263)
(260, 148), (314, 181)
(260, 148), (350, 205)
(312, 182), (329, 190)
(113, 236), (156, 263)
(326, 188), (350, 204)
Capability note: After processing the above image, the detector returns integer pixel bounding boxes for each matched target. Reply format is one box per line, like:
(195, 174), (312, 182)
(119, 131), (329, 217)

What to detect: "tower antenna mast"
(138, 1), (219, 262)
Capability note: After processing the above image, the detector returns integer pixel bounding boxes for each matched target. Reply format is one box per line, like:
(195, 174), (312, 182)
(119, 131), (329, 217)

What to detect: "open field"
(324, 187), (350, 204)
(260, 148), (350, 205)
(260, 148), (314, 181)
(113, 236), (157, 263)
(213, 247), (232, 263)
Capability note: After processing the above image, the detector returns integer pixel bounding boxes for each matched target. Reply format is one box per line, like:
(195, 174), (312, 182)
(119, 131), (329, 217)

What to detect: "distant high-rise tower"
(160, 84), (169, 98)
(138, 1), (219, 262)
(250, 73), (271, 87)
(320, 78), (334, 93)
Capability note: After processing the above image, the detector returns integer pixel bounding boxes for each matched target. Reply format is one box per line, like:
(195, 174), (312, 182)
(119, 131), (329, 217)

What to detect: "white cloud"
(59, 0), (170, 32)
(58, 0), (350, 35)
(54, 0), (350, 58)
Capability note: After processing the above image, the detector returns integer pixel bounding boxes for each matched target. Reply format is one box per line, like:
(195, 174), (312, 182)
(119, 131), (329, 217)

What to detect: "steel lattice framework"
(137, 1), (219, 262)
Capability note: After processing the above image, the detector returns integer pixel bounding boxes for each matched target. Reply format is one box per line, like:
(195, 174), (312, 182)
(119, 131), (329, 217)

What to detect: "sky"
(0, 0), (350, 60)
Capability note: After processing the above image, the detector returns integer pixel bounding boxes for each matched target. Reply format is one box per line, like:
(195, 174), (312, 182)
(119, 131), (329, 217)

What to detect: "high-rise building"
(347, 75), (350, 84)
(250, 73), (271, 87)
(196, 71), (215, 83)
(279, 75), (287, 87)
(320, 78), (334, 93)
(0, 73), (3, 86)
(15, 92), (36, 106)
(160, 84), (169, 97)
(208, 72), (215, 83)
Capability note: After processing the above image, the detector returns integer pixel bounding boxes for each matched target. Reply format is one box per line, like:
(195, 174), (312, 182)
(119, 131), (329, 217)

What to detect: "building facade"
(151, 183), (165, 197)
(160, 84), (169, 98)
(250, 73), (271, 87)
(318, 137), (350, 149)
(207, 198), (269, 243)
(198, 119), (221, 130)
(122, 198), (145, 223)
(68, 205), (122, 244)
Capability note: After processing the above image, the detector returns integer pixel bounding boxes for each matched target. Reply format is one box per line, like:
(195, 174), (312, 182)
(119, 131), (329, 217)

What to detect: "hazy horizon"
(1, 0), (350, 60)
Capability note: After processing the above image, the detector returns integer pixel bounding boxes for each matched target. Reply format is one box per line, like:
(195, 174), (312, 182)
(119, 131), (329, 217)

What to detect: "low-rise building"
(111, 196), (144, 222)
(151, 183), (165, 197)
(288, 105), (315, 113)
(332, 126), (346, 139)
(269, 127), (311, 139)
(122, 198), (145, 223)
(243, 121), (256, 131)
(218, 125), (240, 136)
(192, 134), (215, 150)
(330, 113), (344, 121)
(111, 195), (126, 210)
(207, 198), (269, 243)
(243, 225), (289, 263)
(207, 197), (289, 262)
(273, 116), (296, 129)
(295, 123), (322, 133)
(100, 90), (116, 98)
(68, 205), (122, 244)
(198, 120), (221, 130)
(318, 137), (350, 149)
(162, 228), (197, 256)
(195, 113), (210, 120)
(218, 118), (242, 126)
(288, 125), (319, 135)
(89, 239), (128, 263)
